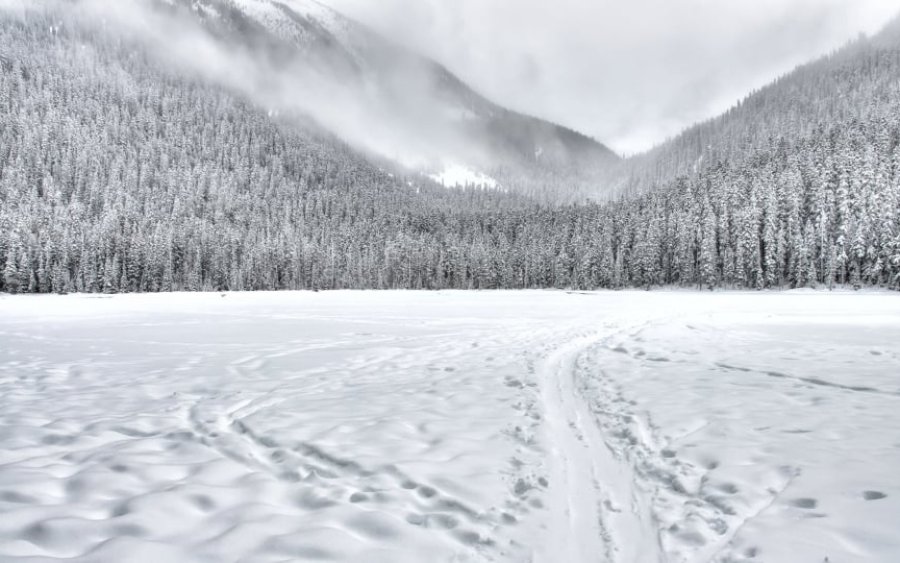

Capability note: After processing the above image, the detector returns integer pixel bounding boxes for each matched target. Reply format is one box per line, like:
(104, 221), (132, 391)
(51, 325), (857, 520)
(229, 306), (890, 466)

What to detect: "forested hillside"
(612, 19), (900, 197)
(603, 17), (900, 289)
(163, 0), (620, 199)
(1, 5), (898, 293)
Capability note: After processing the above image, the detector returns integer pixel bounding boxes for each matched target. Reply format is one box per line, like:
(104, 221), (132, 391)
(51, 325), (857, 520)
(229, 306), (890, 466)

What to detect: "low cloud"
(42, 0), (477, 169)
(329, 0), (898, 155)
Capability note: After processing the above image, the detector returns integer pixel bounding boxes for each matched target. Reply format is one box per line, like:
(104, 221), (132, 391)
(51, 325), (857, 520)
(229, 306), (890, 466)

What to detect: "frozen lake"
(1, 291), (898, 562)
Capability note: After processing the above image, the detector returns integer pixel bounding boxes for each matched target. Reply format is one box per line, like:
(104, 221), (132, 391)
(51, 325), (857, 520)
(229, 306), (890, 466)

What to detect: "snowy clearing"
(0, 291), (898, 562)
(428, 164), (499, 189)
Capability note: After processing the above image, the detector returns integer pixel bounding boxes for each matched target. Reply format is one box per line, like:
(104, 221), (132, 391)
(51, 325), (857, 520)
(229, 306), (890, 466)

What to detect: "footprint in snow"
(789, 498), (818, 509)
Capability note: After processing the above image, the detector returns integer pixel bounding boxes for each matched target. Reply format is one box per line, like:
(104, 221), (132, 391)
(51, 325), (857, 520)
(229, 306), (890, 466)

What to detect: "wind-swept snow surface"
(0, 291), (898, 562)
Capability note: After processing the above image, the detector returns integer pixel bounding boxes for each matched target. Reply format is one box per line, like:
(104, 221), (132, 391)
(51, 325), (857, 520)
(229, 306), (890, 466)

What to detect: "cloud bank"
(328, 0), (898, 155)
(56, 0), (472, 169)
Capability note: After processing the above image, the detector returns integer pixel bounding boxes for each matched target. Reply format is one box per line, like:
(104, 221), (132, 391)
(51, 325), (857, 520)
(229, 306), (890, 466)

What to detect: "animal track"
(716, 364), (900, 398)
(185, 393), (502, 552)
(789, 498), (818, 509)
(717, 482), (739, 495)
(863, 490), (887, 501)
(578, 341), (809, 563)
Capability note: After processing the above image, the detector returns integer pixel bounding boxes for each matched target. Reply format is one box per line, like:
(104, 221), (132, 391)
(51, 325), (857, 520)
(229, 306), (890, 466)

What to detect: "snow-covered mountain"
(2, 1), (899, 295)
(157, 0), (619, 194)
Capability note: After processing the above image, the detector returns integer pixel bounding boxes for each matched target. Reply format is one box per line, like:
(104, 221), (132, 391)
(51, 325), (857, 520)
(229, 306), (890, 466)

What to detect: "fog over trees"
(1, 4), (899, 293)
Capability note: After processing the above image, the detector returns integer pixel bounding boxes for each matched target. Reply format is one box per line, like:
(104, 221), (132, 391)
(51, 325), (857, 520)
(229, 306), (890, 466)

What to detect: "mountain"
(0, 2), (898, 295)
(157, 0), (620, 197)
(608, 13), (900, 197)
(598, 12), (900, 289)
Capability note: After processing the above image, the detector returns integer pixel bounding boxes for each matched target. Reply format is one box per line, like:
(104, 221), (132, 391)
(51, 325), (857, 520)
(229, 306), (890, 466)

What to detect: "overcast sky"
(326, 0), (897, 155)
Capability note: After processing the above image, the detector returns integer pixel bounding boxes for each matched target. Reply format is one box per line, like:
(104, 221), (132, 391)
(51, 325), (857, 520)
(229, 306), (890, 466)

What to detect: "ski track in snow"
(534, 322), (664, 563)
(1, 291), (899, 562)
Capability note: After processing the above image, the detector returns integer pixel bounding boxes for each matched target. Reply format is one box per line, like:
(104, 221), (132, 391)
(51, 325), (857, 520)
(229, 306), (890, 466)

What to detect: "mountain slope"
(609, 13), (900, 197)
(597, 12), (900, 288)
(158, 0), (619, 196)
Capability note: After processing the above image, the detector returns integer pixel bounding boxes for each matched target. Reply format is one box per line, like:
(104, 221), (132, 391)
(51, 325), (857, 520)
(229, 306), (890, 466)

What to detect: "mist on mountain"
(51, 0), (614, 200)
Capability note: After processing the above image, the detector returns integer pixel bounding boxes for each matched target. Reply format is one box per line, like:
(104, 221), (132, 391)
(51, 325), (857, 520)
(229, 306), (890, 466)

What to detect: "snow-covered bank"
(0, 291), (898, 562)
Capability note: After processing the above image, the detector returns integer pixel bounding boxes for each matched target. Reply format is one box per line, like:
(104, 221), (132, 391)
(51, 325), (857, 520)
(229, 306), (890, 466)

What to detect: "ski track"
(524, 321), (661, 563)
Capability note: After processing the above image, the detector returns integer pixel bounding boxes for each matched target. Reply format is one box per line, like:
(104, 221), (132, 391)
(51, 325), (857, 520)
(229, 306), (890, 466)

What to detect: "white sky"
(325, 0), (898, 155)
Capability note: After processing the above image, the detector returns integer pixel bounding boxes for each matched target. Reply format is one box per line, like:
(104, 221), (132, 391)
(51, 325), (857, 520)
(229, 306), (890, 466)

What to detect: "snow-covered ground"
(0, 291), (898, 562)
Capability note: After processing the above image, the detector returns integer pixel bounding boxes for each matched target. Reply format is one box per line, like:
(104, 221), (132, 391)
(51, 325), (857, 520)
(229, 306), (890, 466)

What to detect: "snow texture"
(0, 291), (898, 562)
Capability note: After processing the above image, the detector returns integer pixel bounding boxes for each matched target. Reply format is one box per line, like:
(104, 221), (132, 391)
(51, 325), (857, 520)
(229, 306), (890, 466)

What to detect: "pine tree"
(3, 245), (20, 294)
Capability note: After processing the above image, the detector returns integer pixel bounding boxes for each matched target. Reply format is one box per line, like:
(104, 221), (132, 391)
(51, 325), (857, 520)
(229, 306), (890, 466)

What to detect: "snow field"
(0, 290), (898, 562)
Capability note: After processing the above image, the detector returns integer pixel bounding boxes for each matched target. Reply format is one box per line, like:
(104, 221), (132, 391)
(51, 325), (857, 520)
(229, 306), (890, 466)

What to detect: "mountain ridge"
(157, 0), (619, 197)
(606, 11), (900, 197)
